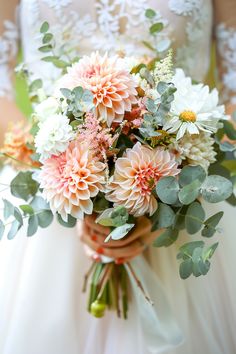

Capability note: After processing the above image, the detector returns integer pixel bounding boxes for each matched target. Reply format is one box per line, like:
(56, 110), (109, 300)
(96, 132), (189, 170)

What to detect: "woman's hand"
(79, 214), (162, 263)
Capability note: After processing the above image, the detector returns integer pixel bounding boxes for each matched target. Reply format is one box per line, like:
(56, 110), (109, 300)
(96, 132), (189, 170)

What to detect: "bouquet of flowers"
(1, 18), (236, 320)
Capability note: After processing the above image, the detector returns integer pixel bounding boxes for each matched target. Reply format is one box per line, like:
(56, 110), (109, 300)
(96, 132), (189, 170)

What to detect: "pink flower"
(40, 141), (106, 221)
(106, 142), (179, 217)
(59, 52), (137, 126)
(77, 112), (114, 160)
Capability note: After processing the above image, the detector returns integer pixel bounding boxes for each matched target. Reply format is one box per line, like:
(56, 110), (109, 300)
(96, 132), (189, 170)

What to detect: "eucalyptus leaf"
(0, 220), (5, 240)
(201, 211), (224, 237)
(7, 220), (21, 240)
(20, 204), (34, 215)
(3, 199), (15, 220)
(179, 259), (193, 279)
(10, 172), (39, 201)
(153, 228), (178, 247)
(40, 21), (49, 33)
(151, 203), (175, 231)
(27, 215), (38, 237)
(178, 179), (201, 205)
(201, 175), (233, 203)
(174, 205), (188, 230)
(203, 242), (218, 261)
(185, 202), (205, 235)
(156, 176), (179, 204)
(14, 208), (23, 226)
(57, 214), (77, 228)
(179, 165), (206, 187)
(37, 210), (53, 228)
(105, 223), (134, 243)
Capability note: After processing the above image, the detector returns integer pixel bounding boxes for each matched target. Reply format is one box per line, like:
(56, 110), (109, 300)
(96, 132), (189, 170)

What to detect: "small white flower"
(34, 97), (60, 123)
(173, 132), (217, 170)
(163, 69), (226, 140)
(35, 114), (74, 161)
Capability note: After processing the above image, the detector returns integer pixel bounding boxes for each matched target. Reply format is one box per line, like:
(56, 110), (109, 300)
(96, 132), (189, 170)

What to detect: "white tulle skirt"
(0, 166), (236, 354)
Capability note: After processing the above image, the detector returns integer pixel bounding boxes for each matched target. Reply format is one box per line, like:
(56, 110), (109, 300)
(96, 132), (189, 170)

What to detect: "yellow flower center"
(179, 110), (197, 123)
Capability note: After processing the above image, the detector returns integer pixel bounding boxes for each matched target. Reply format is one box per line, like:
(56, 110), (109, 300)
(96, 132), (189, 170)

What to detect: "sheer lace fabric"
(0, 16), (18, 98)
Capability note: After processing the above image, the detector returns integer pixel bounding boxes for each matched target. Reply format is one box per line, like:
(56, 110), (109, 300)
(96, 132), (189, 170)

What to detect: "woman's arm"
(0, 1), (25, 145)
(214, 0), (236, 114)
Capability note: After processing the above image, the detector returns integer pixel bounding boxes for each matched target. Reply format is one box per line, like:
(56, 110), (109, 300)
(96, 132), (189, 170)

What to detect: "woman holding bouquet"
(0, 0), (236, 353)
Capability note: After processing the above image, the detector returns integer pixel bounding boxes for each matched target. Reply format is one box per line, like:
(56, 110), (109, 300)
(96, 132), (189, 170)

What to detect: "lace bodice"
(1, 0), (236, 104)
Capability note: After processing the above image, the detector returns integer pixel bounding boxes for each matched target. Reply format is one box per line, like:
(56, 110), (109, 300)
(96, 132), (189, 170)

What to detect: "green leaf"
(38, 44), (53, 53)
(110, 206), (129, 227)
(156, 176), (179, 204)
(29, 79), (43, 92)
(151, 203), (175, 230)
(149, 22), (164, 34)
(7, 220), (21, 240)
(203, 242), (218, 261)
(50, 58), (69, 69)
(179, 259), (193, 279)
(174, 205), (188, 230)
(179, 165), (206, 187)
(185, 202), (205, 234)
(223, 120), (236, 140)
(178, 179), (201, 205)
(30, 196), (50, 211)
(57, 214), (77, 228)
(93, 193), (109, 213)
(145, 8), (156, 18)
(201, 175), (233, 203)
(14, 208), (23, 226)
(0, 220), (5, 240)
(105, 223), (134, 243)
(222, 160), (236, 176)
(177, 241), (204, 260)
(3, 199), (15, 220)
(153, 228), (178, 247)
(96, 208), (114, 226)
(20, 204), (34, 215)
(27, 215), (38, 237)
(40, 21), (49, 33)
(201, 211), (224, 237)
(37, 210), (53, 228)
(42, 33), (53, 44)
(10, 171), (39, 201)
(60, 88), (72, 99)
(217, 141), (236, 152)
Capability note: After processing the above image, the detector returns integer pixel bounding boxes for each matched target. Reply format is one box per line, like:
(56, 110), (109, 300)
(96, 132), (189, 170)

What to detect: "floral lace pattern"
(0, 19), (18, 98)
(216, 23), (236, 104)
(168, 0), (212, 80)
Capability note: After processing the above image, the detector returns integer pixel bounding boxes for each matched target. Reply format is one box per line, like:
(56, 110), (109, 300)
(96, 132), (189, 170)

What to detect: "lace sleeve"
(0, 3), (19, 99)
(214, 0), (236, 104)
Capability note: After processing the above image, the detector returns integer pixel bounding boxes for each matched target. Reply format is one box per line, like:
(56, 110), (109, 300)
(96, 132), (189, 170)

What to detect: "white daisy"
(163, 69), (226, 140)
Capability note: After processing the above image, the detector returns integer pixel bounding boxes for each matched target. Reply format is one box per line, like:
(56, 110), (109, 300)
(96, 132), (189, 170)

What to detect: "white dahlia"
(35, 114), (74, 161)
(106, 142), (179, 217)
(174, 132), (217, 170)
(163, 69), (226, 140)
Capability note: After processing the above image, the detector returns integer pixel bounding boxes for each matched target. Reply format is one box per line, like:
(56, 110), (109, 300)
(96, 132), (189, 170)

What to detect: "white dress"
(0, 1), (236, 353)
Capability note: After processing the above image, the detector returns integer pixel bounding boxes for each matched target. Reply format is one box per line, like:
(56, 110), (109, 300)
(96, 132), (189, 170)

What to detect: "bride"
(0, 1), (236, 353)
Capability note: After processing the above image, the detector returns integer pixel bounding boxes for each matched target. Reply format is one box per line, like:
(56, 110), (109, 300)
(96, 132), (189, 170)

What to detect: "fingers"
(84, 215), (152, 248)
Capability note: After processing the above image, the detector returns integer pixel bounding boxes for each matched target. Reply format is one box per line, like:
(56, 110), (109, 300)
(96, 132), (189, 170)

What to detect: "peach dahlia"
(106, 142), (179, 217)
(40, 141), (106, 221)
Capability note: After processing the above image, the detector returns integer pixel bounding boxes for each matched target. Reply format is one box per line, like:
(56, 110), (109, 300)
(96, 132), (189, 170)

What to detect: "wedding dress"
(0, 1), (236, 354)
